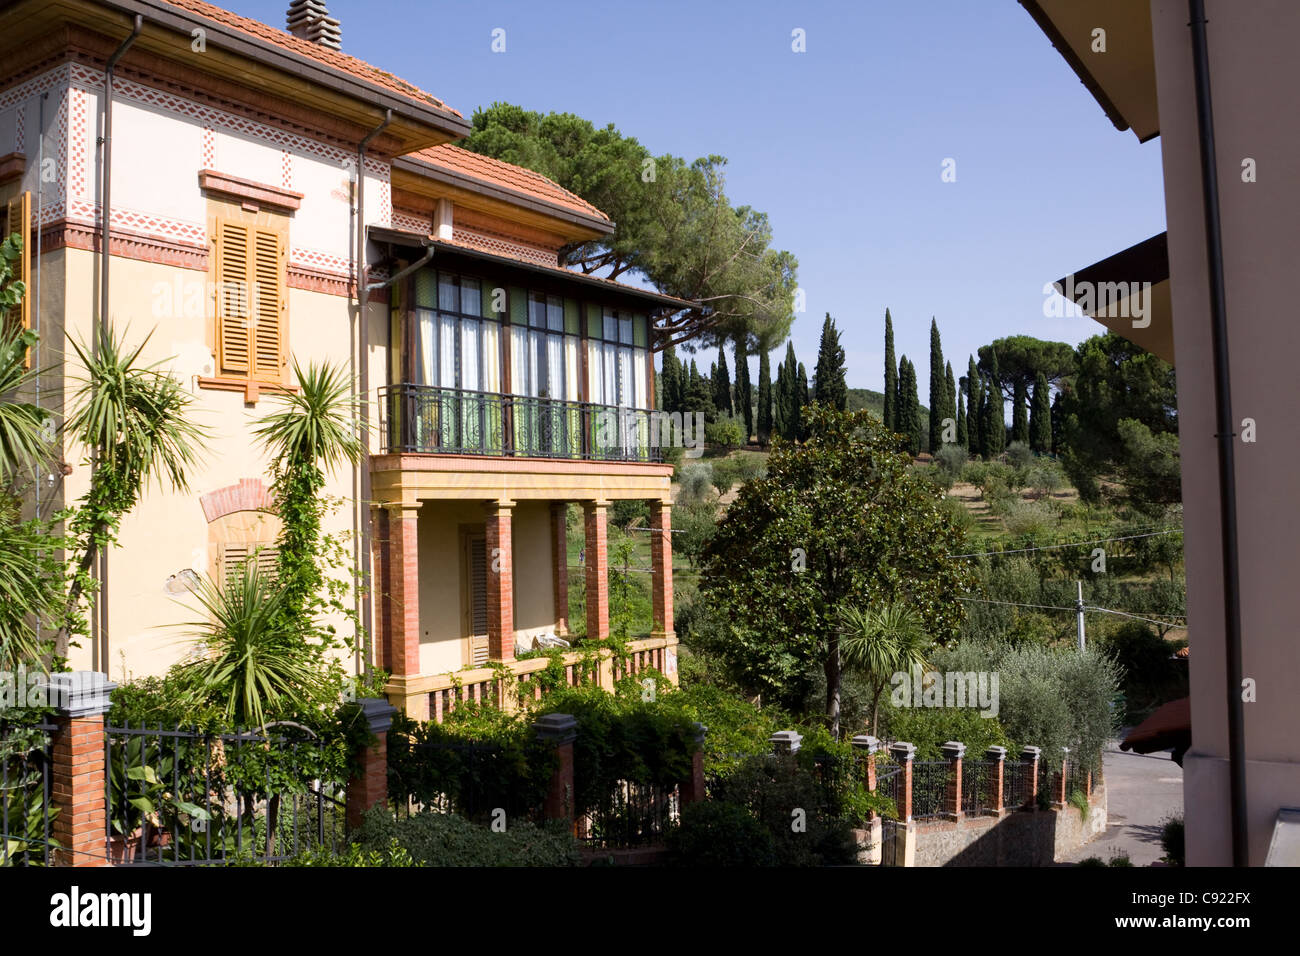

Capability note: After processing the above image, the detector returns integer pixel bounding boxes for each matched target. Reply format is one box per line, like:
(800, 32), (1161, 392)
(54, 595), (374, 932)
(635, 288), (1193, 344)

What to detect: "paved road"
(1060, 736), (1184, 865)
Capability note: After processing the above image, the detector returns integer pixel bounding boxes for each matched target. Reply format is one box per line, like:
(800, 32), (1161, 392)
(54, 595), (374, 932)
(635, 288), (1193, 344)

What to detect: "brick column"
(941, 741), (965, 821)
(583, 500), (609, 642)
(346, 698), (397, 830)
(852, 734), (883, 864)
(648, 498), (674, 639)
(1021, 745), (1041, 809)
(370, 506), (392, 671)
(550, 502), (569, 636)
(534, 714), (577, 824)
(486, 501), (515, 661)
(985, 745), (1007, 816)
(383, 503), (421, 678)
(679, 722), (708, 805)
(888, 741), (917, 867)
(46, 672), (115, 867)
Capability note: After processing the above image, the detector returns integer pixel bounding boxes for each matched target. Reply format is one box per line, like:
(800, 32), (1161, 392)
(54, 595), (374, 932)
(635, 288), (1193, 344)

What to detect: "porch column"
(648, 498), (674, 639)
(382, 502), (421, 678)
(487, 500), (515, 661)
(583, 500), (609, 641)
(370, 506), (391, 672)
(550, 502), (569, 636)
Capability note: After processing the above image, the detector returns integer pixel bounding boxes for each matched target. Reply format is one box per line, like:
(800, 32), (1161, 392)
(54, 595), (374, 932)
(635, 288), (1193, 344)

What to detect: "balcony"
(378, 383), (663, 463)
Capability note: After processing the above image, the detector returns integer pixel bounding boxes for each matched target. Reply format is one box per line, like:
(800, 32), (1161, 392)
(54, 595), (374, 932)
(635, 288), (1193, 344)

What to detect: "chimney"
(286, 0), (342, 50)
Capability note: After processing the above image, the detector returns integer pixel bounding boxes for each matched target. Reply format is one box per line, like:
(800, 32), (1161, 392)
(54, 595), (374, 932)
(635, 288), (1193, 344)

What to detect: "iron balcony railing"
(378, 383), (663, 463)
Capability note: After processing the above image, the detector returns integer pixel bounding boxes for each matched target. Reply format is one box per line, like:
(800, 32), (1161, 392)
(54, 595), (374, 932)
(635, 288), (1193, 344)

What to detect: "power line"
(948, 528), (1181, 560)
(958, 596), (1187, 630)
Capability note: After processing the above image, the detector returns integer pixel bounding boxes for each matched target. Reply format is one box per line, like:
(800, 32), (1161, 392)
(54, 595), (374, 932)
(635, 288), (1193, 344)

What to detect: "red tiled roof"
(161, 0), (461, 116)
(408, 144), (610, 222)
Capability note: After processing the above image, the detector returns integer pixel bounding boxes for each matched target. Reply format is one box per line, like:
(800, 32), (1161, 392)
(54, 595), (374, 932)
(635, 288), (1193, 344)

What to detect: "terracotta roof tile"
(162, 0), (461, 116)
(409, 144), (611, 222)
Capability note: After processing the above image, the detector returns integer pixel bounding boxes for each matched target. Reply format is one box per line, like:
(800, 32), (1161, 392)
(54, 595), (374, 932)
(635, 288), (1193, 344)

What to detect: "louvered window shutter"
(215, 218), (285, 382)
(469, 536), (489, 666)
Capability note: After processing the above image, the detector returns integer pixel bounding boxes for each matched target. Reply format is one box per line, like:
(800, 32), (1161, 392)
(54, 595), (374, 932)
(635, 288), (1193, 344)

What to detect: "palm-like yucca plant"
(175, 560), (325, 730)
(252, 360), (361, 620)
(840, 602), (931, 737)
(56, 326), (207, 655)
(0, 326), (48, 482)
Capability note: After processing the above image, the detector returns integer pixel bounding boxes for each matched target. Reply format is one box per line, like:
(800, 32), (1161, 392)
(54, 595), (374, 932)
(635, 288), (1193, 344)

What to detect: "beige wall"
(50, 246), (385, 678)
(1151, 0), (1300, 865)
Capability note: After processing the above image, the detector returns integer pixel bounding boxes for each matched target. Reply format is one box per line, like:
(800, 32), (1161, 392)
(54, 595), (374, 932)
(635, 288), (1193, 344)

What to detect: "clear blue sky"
(241, 0), (1166, 397)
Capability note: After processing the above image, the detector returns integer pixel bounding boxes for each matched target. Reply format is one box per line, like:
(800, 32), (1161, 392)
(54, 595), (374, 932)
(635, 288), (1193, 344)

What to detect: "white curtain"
(511, 326), (529, 396)
(564, 336), (579, 401)
(616, 345), (633, 408)
(632, 348), (647, 409)
(415, 309), (436, 386)
(439, 315), (456, 388)
(461, 318), (481, 392)
(546, 334), (564, 401)
(482, 321), (500, 392)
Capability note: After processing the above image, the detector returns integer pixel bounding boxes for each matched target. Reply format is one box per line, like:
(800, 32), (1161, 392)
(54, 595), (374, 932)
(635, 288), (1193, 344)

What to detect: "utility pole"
(1075, 580), (1086, 651)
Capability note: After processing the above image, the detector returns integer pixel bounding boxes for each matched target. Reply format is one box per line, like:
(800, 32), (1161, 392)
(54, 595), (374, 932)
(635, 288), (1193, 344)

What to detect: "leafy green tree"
(1011, 379), (1030, 445)
(733, 338), (752, 440)
(756, 348), (772, 445)
(813, 313), (848, 412)
(253, 361), (362, 626)
(840, 602), (930, 736)
(700, 405), (970, 736)
(1058, 333), (1179, 510)
(1029, 372), (1052, 453)
(713, 347), (732, 417)
(464, 105), (797, 351)
(978, 335), (1076, 401)
(928, 318), (946, 453)
(883, 309), (897, 432)
(58, 327), (207, 656)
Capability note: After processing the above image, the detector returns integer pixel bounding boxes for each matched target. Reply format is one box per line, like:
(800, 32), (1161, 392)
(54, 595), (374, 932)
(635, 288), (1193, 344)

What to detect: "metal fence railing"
(1003, 759), (1033, 809)
(390, 741), (546, 826)
(910, 761), (950, 820)
(104, 723), (347, 866)
(578, 780), (679, 849)
(961, 760), (997, 816)
(1, 720), (57, 867)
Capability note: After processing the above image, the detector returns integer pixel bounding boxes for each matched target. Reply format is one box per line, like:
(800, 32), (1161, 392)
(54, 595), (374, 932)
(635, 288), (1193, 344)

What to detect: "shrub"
(609, 498), (649, 530)
(733, 453), (767, 484)
(1026, 460), (1065, 498)
(656, 681), (786, 777)
(882, 706), (1015, 761)
(937, 494), (975, 535)
(676, 462), (714, 504)
(1160, 813), (1185, 866)
(665, 800), (778, 866)
(353, 807), (579, 866)
(934, 442), (968, 479)
(1003, 500), (1053, 538)
(672, 501), (718, 569)
(709, 456), (739, 497)
(705, 416), (744, 450)
(1006, 441), (1034, 471)
(1100, 621), (1187, 721)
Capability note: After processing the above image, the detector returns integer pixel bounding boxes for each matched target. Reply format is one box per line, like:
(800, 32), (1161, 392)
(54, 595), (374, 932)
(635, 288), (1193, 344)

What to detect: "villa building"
(0, 0), (688, 719)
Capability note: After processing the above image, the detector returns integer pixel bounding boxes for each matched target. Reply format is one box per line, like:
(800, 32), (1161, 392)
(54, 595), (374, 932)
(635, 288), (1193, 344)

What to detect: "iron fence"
(911, 760), (950, 820)
(390, 741), (546, 825)
(961, 760), (997, 815)
(379, 384), (663, 462)
(1003, 759), (1033, 809)
(104, 723), (347, 866)
(1, 720), (57, 866)
(578, 780), (678, 849)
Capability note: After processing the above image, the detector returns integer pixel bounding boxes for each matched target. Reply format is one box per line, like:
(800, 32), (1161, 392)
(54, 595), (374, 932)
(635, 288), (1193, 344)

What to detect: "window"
(463, 532), (490, 666)
(4, 191), (30, 346)
(588, 308), (647, 409)
(212, 214), (287, 385)
(217, 543), (278, 593)
(411, 271), (500, 392)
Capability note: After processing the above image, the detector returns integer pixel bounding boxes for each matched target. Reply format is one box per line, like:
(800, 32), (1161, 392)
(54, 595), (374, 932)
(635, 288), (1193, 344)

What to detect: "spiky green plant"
(252, 360), (361, 623)
(56, 326), (207, 655)
(173, 560), (327, 730)
(839, 602), (931, 736)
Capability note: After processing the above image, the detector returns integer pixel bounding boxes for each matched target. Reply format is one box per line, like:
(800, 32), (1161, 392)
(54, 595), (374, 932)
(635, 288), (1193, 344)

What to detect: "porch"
(370, 453), (677, 721)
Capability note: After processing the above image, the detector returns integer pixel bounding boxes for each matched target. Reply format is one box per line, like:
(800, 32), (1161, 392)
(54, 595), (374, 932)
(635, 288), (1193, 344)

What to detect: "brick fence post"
(887, 742), (916, 867)
(1021, 745), (1041, 809)
(534, 713), (578, 824)
(985, 745), (1007, 816)
(346, 698), (397, 830)
(852, 734), (882, 864)
(1053, 746), (1070, 808)
(46, 672), (115, 867)
(941, 741), (965, 821)
(679, 722), (708, 805)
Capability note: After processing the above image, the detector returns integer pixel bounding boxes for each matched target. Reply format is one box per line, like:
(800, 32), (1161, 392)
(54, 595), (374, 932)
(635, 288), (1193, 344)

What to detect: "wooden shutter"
(4, 191), (31, 338)
(214, 217), (286, 382)
(467, 535), (489, 666)
(219, 542), (278, 591)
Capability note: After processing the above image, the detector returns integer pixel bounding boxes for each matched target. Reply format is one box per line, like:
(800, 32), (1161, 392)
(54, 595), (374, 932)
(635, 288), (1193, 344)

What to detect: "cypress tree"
(661, 344), (682, 414)
(986, 350), (1005, 454)
(973, 374), (987, 457)
(928, 318), (945, 453)
(733, 338), (752, 441)
(966, 355), (979, 450)
(900, 357), (923, 456)
(981, 373), (1003, 457)
(814, 313), (848, 411)
(1050, 390), (1064, 455)
(956, 393), (968, 448)
(1030, 372), (1052, 453)
(778, 341), (798, 439)
(757, 349), (773, 445)
(883, 309), (898, 431)
(714, 350), (732, 417)
(796, 361), (810, 441)
(1011, 379), (1029, 445)
(945, 361), (957, 446)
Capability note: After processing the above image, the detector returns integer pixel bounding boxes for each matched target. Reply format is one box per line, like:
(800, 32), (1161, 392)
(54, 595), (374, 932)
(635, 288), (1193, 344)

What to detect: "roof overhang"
(1018, 0), (1160, 142)
(392, 154), (613, 243)
(0, 0), (470, 153)
(370, 226), (698, 313)
(1119, 696), (1190, 764)
(1054, 232), (1174, 365)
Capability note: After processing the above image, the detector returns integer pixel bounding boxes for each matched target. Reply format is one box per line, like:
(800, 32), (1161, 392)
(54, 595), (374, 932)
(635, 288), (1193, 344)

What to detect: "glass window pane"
(414, 308), (437, 386)
(414, 268), (437, 308)
(529, 293), (547, 328)
(438, 273), (458, 312)
(619, 317), (633, 344)
(439, 315), (456, 388)
(460, 277), (481, 317)
(603, 309), (618, 342)
(461, 318), (481, 391)
(547, 296), (564, 331)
